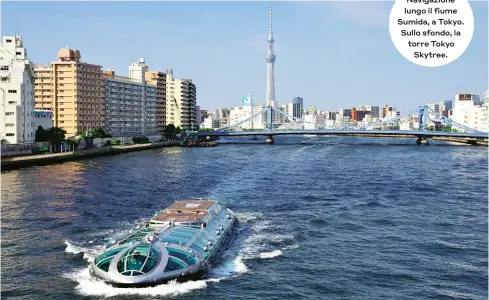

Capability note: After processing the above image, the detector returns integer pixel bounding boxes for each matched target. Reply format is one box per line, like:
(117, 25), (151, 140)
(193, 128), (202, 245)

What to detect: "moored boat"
(89, 199), (237, 286)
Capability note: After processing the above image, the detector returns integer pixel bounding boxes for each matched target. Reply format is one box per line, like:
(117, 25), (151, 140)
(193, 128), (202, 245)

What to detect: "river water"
(2, 136), (488, 300)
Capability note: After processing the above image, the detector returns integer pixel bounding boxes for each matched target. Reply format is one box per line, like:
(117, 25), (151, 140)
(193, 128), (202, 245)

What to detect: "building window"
(8, 90), (17, 93)
(16, 52), (21, 55)
(5, 112), (14, 115)
(0, 66), (9, 71)
(6, 133), (14, 136)
(5, 123), (14, 127)
(6, 39), (12, 43)
(8, 101), (16, 104)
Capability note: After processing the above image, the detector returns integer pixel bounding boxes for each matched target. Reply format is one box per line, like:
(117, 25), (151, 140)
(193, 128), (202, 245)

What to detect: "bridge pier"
(265, 135), (275, 145)
(416, 137), (429, 145)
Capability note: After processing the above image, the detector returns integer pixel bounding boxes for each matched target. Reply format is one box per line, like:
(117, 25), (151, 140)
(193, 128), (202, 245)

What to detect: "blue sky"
(2, 1), (487, 114)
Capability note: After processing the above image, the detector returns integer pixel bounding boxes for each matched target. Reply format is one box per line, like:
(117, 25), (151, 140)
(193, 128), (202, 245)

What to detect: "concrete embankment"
(432, 137), (488, 146)
(1, 141), (179, 171)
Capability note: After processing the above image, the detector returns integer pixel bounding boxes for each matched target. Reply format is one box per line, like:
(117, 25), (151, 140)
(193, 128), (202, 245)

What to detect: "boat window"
(163, 257), (186, 272)
(116, 244), (161, 276)
(97, 258), (113, 272)
(95, 247), (125, 265)
(119, 228), (155, 244)
(167, 247), (197, 265)
(141, 258), (158, 273)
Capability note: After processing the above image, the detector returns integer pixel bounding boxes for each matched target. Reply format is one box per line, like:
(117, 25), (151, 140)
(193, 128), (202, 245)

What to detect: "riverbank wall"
(1, 141), (179, 171)
(432, 136), (488, 146)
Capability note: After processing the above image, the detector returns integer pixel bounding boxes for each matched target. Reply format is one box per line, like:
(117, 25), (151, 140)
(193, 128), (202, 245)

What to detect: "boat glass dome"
(116, 244), (161, 276)
(95, 247), (125, 272)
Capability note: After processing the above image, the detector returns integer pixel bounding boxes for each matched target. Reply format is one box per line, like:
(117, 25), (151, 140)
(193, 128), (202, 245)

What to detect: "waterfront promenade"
(1, 141), (179, 171)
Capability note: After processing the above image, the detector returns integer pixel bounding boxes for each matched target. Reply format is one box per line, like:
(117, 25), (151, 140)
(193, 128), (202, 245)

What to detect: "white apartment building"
(202, 117), (220, 129)
(451, 93), (488, 132)
(230, 105), (267, 129)
(104, 58), (157, 137)
(0, 36), (35, 144)
(304, 113), (326, 130)
(166, 69), (197, 129)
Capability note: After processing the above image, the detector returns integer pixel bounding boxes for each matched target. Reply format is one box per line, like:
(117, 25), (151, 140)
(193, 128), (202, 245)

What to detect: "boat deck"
(153, 200), (216, 223)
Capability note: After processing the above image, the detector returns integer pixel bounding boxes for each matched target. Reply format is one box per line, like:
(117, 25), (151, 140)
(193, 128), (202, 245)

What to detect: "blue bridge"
(188, 105), (488, 145)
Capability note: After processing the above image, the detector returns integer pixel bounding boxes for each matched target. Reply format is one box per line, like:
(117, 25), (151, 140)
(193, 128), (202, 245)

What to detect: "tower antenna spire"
(265, 7), (276, 107)
(269, 7), (273, 33)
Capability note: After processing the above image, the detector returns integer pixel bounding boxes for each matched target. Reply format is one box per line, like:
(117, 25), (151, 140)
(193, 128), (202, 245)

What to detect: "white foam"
(235, 212), (264, 223)
(283, 244), (299, 250)
(64, 240), (86, 255)
(64, 240), (104, 262)
(259, 250), (282, 259)
(63, 268), (221, 298)
(232, 257), (248, 273)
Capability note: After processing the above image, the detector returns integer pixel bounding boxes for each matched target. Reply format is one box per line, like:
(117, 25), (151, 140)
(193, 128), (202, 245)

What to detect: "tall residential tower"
(0, 36), (36, 144)
(266, 7), (277, 107)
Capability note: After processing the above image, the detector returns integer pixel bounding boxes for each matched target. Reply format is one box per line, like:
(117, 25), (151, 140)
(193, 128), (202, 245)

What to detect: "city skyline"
(2, 1), (487, 114)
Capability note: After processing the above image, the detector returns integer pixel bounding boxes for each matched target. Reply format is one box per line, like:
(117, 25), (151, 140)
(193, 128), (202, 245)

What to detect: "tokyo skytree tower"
(266, 7), (277, 107)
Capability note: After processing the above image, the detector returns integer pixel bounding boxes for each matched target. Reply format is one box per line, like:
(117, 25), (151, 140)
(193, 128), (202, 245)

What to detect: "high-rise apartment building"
(34, 48), (105, 137)
(145, 70), (166, 133)
(365, 106), (380, 118)
(282, 97), (303, 120)
(165, 69), (197, 129)
(104, 59), (157, 137)
(0, 36), (35, 144)
(352, 106), (367, 122)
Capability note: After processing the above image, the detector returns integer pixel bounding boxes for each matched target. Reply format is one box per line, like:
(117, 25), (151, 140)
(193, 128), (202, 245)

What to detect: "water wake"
(62, 268), (220, 298)
(259, 250), (282, 259)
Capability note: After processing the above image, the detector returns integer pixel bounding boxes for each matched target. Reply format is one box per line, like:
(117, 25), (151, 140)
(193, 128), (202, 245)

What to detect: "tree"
(47, 127), (66, 145)
(443, 125), (452, 132)
(164, 124), (177, 140)
(81, 127), (111, 138)
(35, 126), (48, 142)
(175, 126), (181, 134)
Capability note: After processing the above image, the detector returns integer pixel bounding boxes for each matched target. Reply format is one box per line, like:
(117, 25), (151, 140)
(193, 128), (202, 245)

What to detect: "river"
(2, 136), (487, 299)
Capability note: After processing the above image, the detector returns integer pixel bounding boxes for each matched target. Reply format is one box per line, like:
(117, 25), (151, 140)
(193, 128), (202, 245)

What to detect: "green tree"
(81, 127), (111, 138)
(164, 124), (177, 140)
(175, 126), (181, 134)
(443, 125), (452, 132)
(35, 126), (47, 142)
(43, 127), (67, 152)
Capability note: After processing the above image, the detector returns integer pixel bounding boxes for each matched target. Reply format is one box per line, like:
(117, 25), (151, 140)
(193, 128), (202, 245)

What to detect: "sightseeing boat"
(89, 199), (237, 286)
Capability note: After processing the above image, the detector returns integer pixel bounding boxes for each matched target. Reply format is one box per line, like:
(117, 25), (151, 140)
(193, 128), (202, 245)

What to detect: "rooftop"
(153, 200), (216, 223)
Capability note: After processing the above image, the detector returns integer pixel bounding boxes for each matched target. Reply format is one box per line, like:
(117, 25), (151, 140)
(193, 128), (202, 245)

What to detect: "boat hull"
(89, 201), (237, 287)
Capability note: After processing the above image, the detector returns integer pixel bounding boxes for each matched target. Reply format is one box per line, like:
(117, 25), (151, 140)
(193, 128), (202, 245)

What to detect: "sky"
(1, 1), (487, 114)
